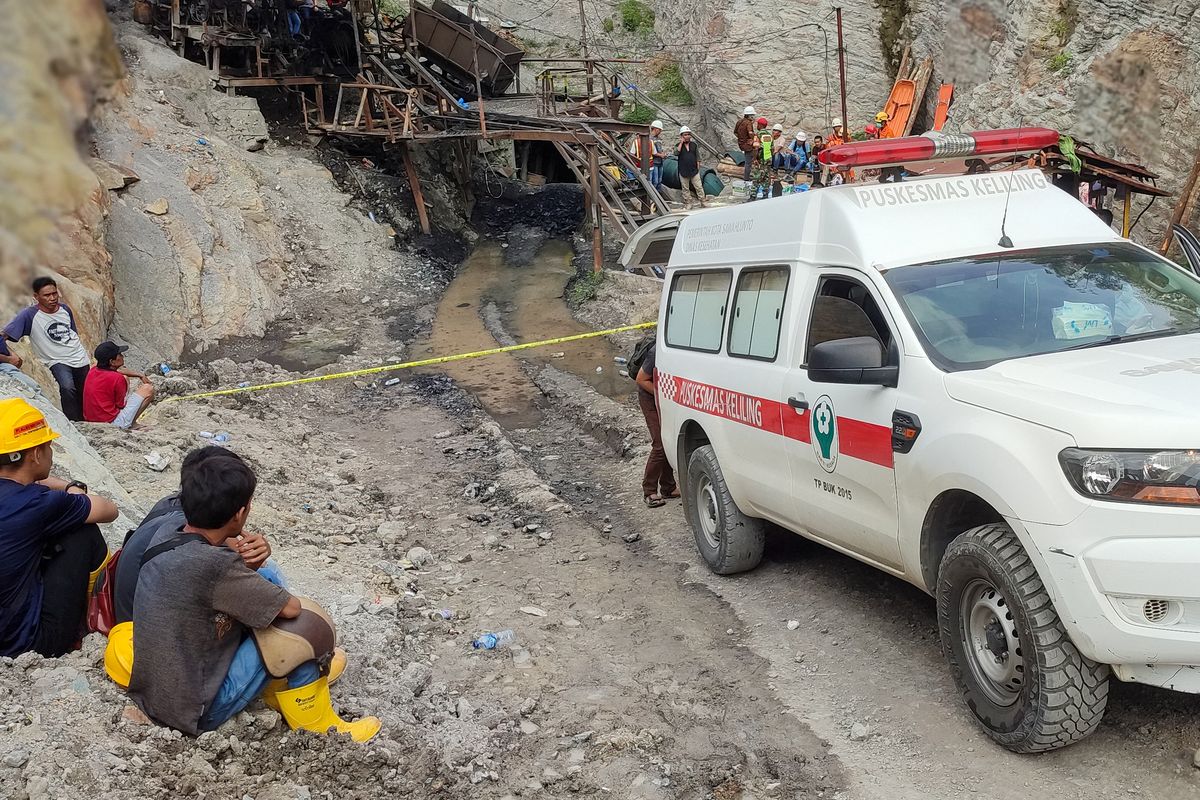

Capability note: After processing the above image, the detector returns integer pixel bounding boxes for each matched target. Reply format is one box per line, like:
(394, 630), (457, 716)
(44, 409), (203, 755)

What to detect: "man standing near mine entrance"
(676, 126), (706, 210)
(3, 278), (93, 422)
(0, 398), (117, 658)
(734, 106), (756, 182)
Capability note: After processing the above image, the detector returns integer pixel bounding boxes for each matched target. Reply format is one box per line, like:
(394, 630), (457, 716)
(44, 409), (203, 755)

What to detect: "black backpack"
(627, 335), (654, 381)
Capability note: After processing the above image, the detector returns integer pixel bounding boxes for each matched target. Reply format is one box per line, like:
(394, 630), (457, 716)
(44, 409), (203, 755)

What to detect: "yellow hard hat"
(0, 398), (59, 460)
(105, 622), (135, 688)
(875, 111), (890, 123)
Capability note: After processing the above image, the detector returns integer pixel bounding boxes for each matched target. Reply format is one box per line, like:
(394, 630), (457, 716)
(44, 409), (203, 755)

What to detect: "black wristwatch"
(65, 480), (88, 495)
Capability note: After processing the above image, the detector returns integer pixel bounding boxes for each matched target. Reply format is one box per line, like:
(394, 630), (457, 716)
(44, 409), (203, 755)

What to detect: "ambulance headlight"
(1060, 449), (1200, 505)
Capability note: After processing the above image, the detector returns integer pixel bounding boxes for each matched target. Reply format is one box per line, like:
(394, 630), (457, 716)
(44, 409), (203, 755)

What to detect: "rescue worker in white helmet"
(124, 454), (379, 741)
(0, 398), (117, 657)
(734, 106), (757, 182)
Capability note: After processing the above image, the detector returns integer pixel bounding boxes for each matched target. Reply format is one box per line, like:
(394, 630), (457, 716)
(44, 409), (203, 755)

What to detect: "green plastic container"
(661, 156), (725, 197)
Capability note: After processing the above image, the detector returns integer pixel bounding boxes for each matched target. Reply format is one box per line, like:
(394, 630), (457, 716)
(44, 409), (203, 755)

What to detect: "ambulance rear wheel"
(685, 445), (765, 575)
(937, 523), (1110, 752)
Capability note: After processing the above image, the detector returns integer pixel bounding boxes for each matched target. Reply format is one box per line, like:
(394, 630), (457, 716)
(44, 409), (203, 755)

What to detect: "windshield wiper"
(1064, 326), (1200, 351)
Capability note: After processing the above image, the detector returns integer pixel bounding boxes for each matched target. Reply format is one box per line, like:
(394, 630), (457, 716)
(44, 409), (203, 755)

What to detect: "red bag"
(86, 547), (122, 636)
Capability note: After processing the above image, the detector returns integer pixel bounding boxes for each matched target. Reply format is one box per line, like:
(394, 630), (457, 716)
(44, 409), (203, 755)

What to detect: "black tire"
(937, 523), (1109, 753)
(684, 445), (765, 575)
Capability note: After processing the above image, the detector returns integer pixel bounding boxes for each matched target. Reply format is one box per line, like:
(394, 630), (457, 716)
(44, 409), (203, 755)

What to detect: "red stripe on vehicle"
(836, 417), (894, 468)
(658, 372), (892, 469)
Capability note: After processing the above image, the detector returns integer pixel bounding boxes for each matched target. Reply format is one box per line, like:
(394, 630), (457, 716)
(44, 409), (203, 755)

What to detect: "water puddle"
(421, 239), (629, 428)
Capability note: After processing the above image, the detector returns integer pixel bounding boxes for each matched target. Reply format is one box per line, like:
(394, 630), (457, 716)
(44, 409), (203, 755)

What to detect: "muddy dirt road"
(444, 240), (1200, 800)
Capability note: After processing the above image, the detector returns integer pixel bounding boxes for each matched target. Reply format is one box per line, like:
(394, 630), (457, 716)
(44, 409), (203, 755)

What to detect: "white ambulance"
(622, 130), (1200, 752)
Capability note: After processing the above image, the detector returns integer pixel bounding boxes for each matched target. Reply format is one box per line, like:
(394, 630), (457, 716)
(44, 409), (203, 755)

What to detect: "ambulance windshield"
(884, 243), (1200, 370)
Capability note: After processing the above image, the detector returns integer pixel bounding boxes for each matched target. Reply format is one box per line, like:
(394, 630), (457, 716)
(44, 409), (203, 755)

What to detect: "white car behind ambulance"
(623, 134), (1200, 752)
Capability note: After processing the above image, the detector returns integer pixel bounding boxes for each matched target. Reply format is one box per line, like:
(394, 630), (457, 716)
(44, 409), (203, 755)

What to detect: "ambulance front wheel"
(685, 445), (765, 575)
(937, 523), (1110, 753)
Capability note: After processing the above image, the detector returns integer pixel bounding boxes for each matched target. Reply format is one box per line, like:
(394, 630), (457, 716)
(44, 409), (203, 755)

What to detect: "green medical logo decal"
(811, 394), (839, 473)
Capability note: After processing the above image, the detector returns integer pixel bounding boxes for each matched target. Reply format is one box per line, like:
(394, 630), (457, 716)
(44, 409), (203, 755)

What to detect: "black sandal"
(644, 494), (666, 508)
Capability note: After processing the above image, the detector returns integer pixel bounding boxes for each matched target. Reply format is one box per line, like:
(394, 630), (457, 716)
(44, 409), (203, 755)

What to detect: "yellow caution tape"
(161, 321), (658, 404)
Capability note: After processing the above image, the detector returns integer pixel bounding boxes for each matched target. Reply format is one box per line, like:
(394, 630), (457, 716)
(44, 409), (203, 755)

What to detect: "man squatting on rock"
(106, 451), (380, 741)
(0, 398), (117, 658)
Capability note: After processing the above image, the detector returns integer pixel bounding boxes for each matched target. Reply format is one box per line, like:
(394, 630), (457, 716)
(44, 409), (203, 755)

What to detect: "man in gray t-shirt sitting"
(127, 456), (379, 741)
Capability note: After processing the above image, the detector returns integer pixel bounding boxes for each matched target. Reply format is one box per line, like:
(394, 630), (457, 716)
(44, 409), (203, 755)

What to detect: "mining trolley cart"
(404, 0), (524, 98)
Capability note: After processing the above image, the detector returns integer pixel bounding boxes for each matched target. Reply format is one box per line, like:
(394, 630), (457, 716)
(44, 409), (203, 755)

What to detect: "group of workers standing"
(0, 278), (379, 743)
(735, 106), (893, 199)
(629, 119), (709, 210)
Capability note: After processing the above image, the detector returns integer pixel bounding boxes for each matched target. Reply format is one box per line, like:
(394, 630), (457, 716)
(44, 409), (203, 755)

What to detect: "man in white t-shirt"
(2, 278), (92, 421)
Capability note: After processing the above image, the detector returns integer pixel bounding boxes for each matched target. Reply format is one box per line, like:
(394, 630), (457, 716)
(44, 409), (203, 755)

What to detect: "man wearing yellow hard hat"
(0, 398), (118, 657)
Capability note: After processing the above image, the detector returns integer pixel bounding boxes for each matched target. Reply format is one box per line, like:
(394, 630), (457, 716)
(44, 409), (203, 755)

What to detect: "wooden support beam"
(400, 143), (431, 236)
(588, 144), (603, 272)
(1162, 150), (1200, 253)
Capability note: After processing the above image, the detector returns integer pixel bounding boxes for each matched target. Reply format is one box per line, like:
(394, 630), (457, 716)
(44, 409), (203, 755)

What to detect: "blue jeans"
(198, 561), (318, 730)
(649, 164), (663, 189)
(287, 10), (301, 36)
(773, 152), (801, 172)
(0, 363), (42, 394)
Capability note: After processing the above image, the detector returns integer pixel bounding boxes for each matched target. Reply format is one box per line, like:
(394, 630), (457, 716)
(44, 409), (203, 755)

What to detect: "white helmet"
(795, 131), (807, 140)
(743, 106), (756, 115)
(679, 126), (692, 134)
(650, 120), (663, 131)
(772, 123), (783, 132)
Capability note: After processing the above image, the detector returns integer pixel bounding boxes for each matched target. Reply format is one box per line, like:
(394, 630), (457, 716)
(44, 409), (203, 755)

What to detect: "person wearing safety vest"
(628, 120), (665, 189)
(0, 398), (117, 658)
(748, 116), (774, 200)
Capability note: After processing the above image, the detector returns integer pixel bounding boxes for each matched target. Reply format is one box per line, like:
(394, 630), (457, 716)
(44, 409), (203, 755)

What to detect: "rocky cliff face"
(2, 5), (412, 394)
(905, 0), (1200, 243)
(0, 0), (124, 363)
(654, 0), (892, 150)
(652, 0), (1200, 244)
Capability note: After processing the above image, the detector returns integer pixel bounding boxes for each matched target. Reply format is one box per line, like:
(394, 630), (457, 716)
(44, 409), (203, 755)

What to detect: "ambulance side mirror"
(808, 337), (898, 387)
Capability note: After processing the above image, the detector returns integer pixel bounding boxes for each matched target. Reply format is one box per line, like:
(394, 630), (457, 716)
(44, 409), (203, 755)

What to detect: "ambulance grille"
(1143, 599), (1171, 624)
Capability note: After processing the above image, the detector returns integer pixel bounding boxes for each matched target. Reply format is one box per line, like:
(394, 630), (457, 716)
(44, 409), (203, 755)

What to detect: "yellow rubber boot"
(274, 675), (380, 743)
(264, 647), (345, 711)
(87, 551), (112, 595)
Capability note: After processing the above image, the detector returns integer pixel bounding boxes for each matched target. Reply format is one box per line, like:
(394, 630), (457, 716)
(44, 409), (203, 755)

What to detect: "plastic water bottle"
(472, 630), (515, 650)
(756, 186), (765, 200)
(613, 356), (628, 365)
(159, 363), (171, 376)
(428, 609), (455, 621)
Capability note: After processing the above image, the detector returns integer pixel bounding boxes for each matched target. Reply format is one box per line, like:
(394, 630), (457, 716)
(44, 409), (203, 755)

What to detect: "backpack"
(86, 546), (123, 635)
(627, 335), (655, 381)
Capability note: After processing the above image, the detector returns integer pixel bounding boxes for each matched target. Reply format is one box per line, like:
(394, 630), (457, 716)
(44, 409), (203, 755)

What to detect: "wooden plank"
(400, 143), (432, 235)
(1161, 150), (1200, 253)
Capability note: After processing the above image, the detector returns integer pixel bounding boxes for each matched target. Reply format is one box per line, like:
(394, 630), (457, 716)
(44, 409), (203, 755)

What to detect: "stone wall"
(905, 0), (1200, 244)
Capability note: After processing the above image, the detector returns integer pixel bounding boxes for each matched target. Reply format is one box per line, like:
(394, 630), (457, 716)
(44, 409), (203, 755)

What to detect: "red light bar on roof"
(818, 127), (1060, 169)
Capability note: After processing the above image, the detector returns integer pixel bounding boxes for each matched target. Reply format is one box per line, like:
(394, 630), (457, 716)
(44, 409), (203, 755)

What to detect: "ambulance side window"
(665, 270), (732, 352)
(728, 267), (789, 361)
(805, 276), (893, 363)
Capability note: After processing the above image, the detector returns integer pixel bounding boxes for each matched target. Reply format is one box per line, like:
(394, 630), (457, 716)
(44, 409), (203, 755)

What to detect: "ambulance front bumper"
(1019, 504), (1200, 689)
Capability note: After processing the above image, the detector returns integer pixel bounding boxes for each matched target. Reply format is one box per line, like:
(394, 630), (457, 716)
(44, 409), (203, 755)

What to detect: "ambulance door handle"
(788, 395), (809, 412)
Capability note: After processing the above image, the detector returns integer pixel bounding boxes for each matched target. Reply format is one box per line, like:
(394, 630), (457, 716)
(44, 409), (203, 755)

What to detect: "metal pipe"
(836, 7), (849, 141)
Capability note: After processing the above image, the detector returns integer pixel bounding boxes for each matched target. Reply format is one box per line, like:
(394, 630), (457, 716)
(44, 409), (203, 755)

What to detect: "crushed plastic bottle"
(212, 432), (231, 444)
(237, 382), (252, 388)
(471, 630), (515, 650)
(428, 609), (455, 621)
(613, 356), (628, 365)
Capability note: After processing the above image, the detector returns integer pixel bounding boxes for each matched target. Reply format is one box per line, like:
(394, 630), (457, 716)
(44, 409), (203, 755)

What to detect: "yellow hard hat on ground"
(0, 398), (59, 460)
(105, 621), (135, 688)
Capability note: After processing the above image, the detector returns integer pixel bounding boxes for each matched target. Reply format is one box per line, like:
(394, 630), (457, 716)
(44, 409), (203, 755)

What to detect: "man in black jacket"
(677, 127), (707, 210)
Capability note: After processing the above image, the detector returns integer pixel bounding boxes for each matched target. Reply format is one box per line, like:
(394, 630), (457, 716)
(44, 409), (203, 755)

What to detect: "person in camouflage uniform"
(748, 117), (775, 200)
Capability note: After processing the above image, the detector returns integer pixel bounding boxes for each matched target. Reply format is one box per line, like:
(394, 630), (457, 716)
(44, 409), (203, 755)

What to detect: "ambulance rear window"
(666, 270), (732, 352)
(885, 243), (1200, 370)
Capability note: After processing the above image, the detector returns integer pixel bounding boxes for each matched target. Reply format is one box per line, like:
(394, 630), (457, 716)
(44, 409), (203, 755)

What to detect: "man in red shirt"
(82, 342), (156, 429)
